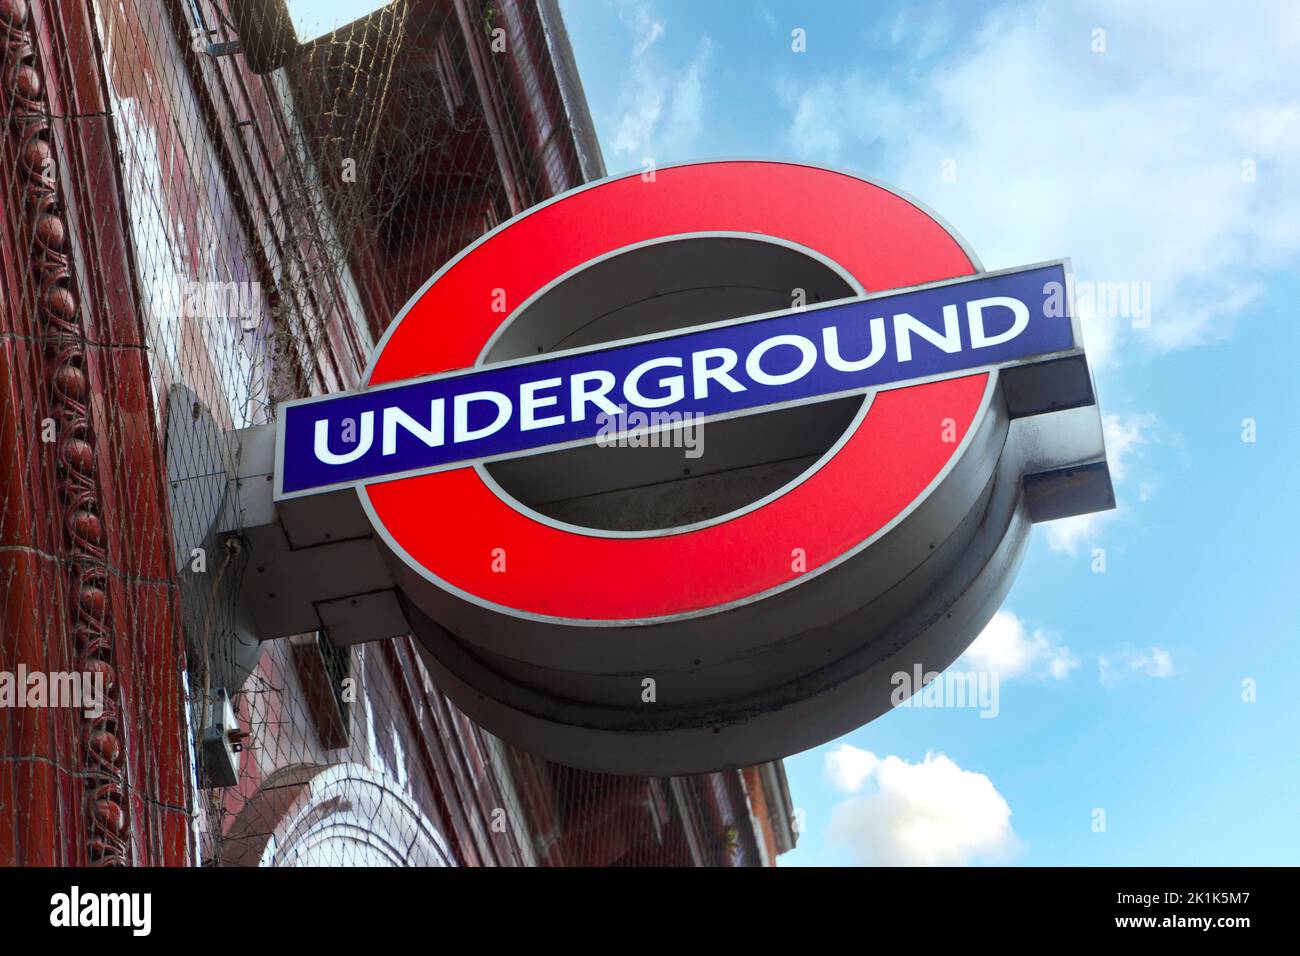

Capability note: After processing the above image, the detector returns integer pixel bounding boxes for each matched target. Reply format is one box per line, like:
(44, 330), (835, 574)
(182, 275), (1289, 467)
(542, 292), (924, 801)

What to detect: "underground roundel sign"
(274, 161), (1114, 774)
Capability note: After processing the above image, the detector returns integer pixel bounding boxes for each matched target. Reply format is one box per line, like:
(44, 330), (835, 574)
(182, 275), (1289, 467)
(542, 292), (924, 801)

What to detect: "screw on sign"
(274, 161), (1114, 774)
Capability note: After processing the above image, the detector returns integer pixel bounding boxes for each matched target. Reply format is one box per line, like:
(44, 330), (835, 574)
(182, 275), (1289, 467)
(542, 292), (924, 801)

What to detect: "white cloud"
(887, 8), (951, 59)
(608, 3), (712, 161)
(825, 745), (1018, 866)
(825, 743), (880, 794)
(959, 610), (1079, 681)
(1099, 646), (1176, 686)
(628, 5), (663, 56)
(779, 0), (1300, 367)
(1101, 412), (1154, 482)
(1043, 509), (1110, 557)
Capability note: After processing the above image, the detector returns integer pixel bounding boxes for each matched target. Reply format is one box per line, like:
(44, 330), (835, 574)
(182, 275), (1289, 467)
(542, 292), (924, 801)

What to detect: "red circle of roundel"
(363, 161), (986, 621)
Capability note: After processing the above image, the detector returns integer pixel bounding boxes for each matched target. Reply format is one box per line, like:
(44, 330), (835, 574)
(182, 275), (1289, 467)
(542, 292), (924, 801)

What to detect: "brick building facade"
(0, 0), (796, 867)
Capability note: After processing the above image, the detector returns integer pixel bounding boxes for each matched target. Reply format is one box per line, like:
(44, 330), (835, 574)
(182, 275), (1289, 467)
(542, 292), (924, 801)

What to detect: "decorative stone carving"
(1, 0), (128, 867)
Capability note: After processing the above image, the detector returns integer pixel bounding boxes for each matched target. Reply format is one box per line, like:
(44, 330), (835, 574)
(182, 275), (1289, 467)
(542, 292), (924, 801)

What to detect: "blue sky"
(559, 0), (1300, 865)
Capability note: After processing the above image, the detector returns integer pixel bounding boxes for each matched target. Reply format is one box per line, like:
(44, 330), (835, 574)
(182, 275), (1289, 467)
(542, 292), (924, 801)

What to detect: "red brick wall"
(0, 0), (781, 868)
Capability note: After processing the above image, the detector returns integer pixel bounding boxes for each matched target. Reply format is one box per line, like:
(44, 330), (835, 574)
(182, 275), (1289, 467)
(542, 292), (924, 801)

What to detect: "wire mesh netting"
(0, 0), (791, 866)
